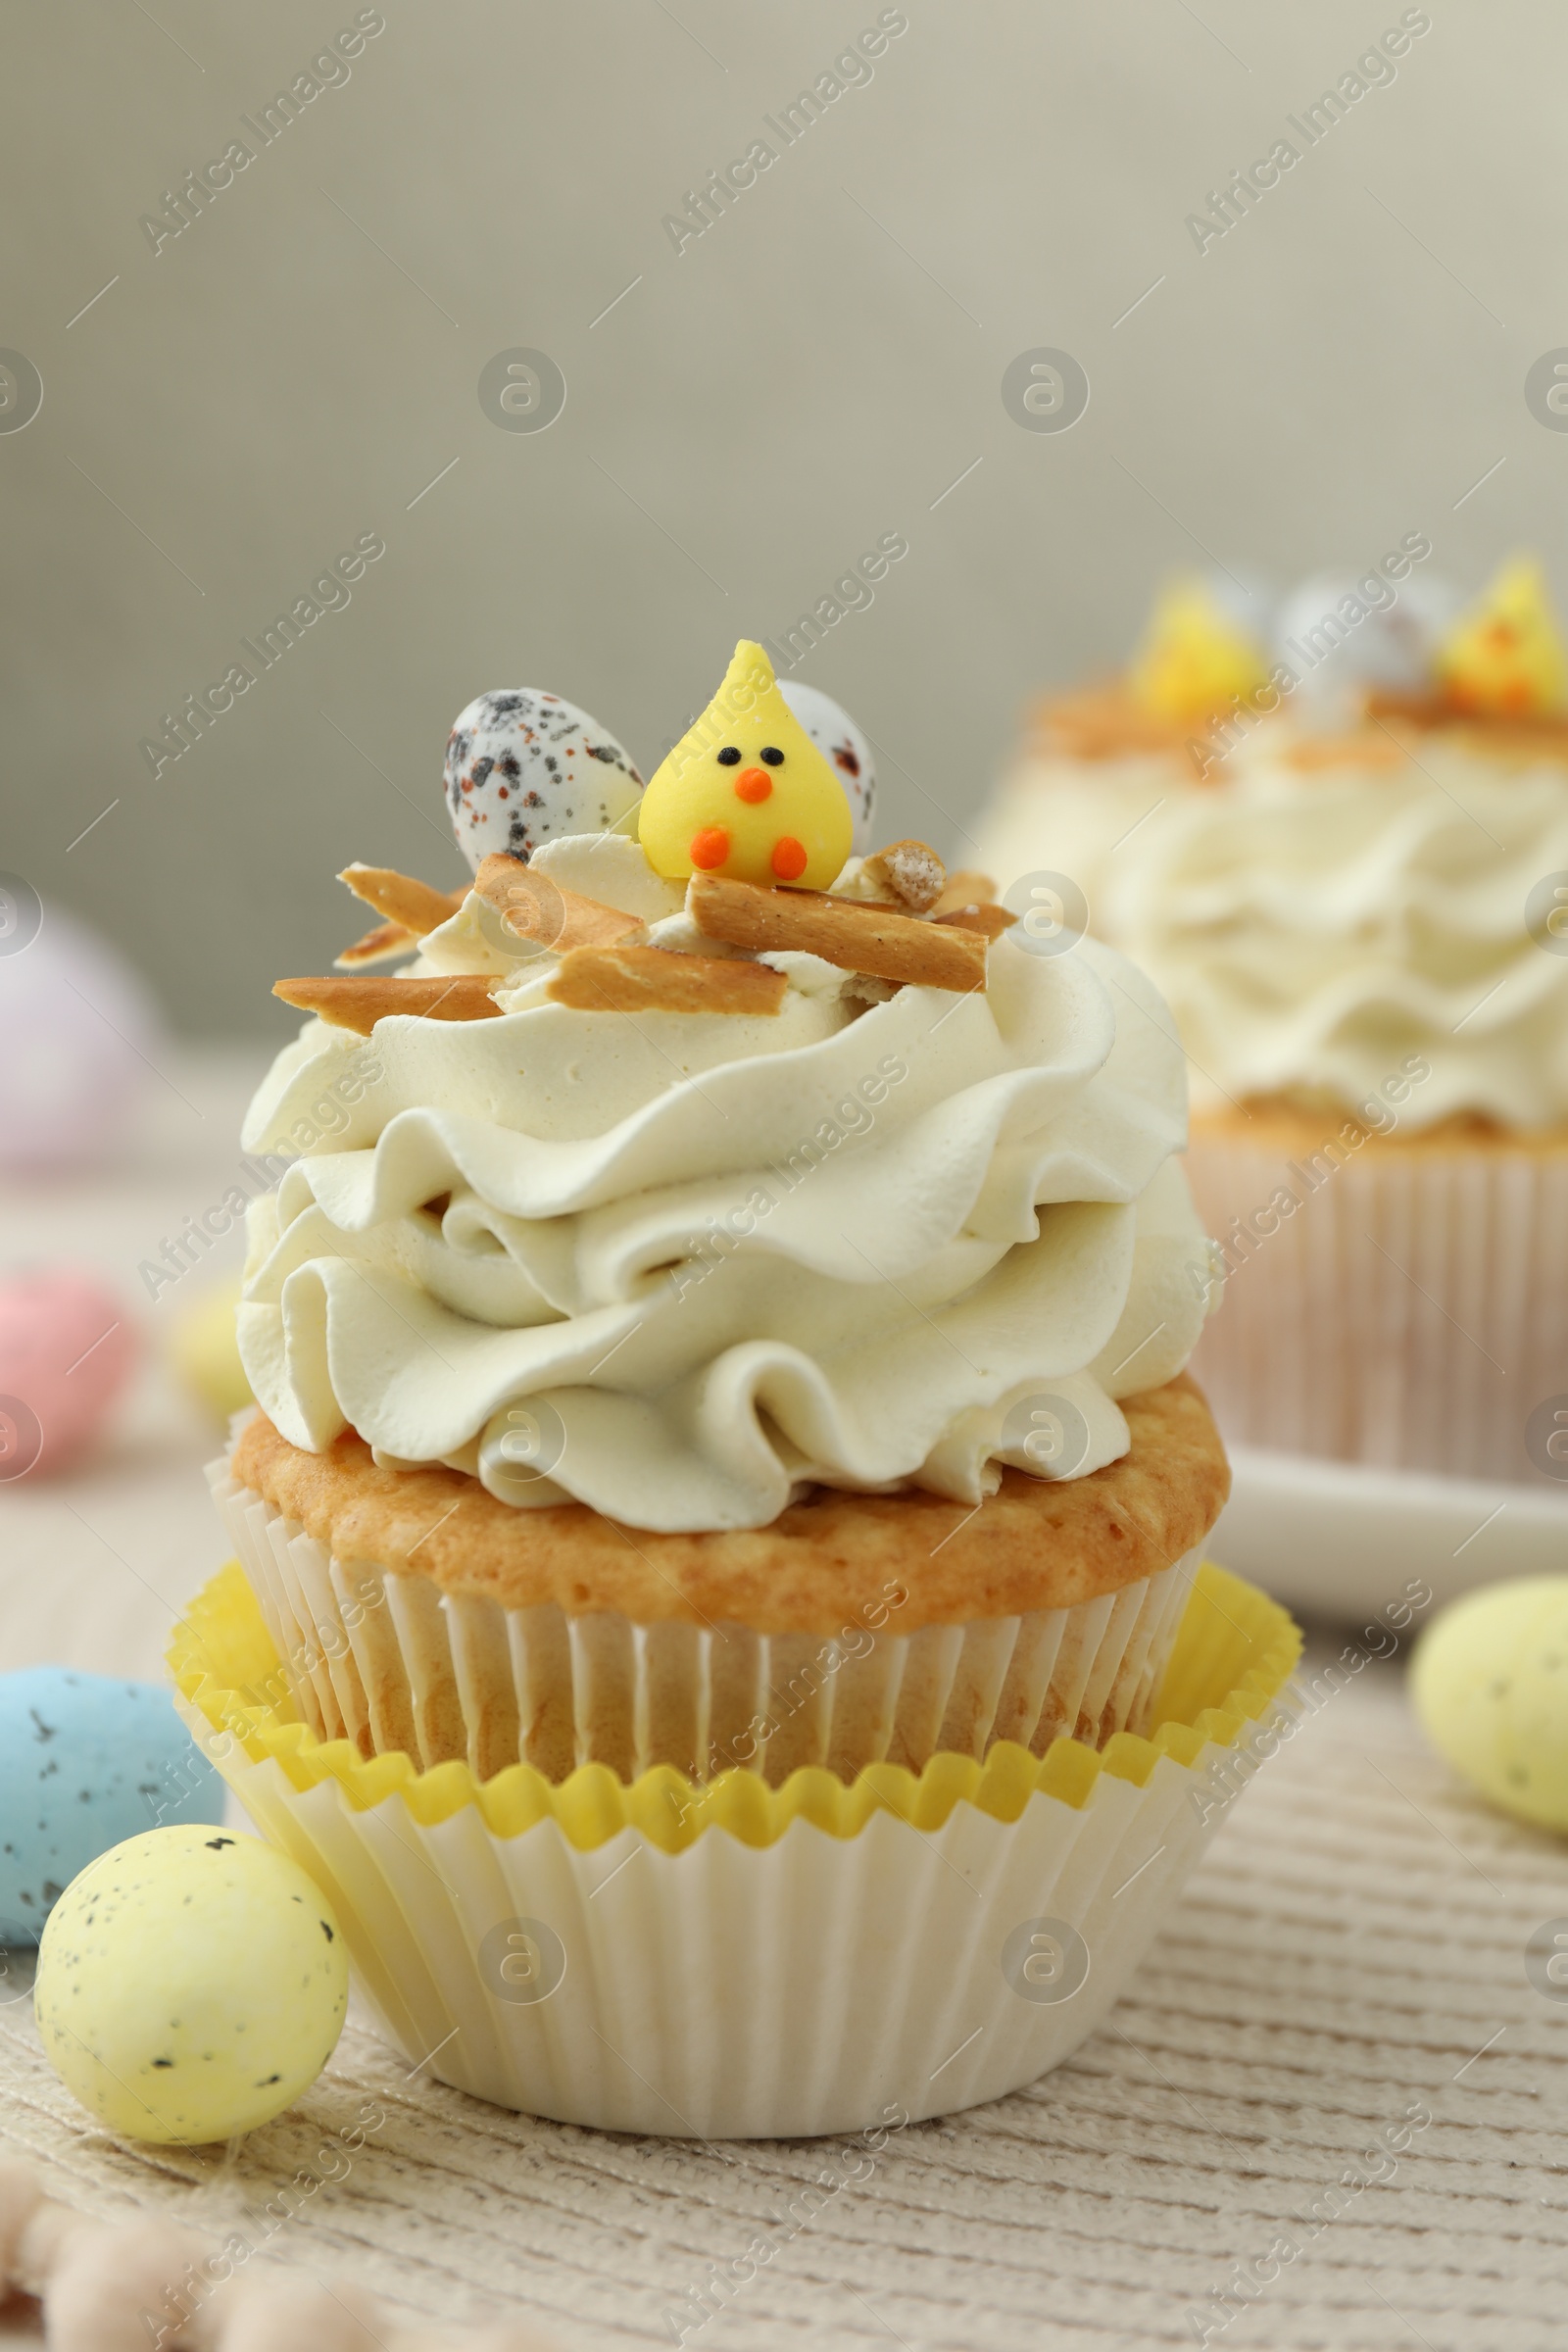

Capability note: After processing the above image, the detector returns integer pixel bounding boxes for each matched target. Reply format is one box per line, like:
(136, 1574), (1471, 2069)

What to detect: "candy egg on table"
(0, 906), (163, 1172)
(0, 1268), (140, 1480)
(637, 639), (855, 888)
(778, 677), (877, 855)
(168, 1276), (251, 1423)
(443, 688), (645, 872)
(1410, 1577), (1568, 1833)
(35, 1826), (348, 2144)
(0, 1669), (223, 1940)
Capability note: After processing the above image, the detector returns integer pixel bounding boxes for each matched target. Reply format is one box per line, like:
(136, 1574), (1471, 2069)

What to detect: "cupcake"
(182, 639), (1289, 2136)
(977, 561), (1568, 1488)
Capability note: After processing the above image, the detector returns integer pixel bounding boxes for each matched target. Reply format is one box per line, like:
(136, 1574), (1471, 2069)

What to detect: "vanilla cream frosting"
(239, 839), (1213, 1530)
(978, 730), (1568, 1132)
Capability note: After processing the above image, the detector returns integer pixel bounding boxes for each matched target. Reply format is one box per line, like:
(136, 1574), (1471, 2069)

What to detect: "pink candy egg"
(0, 1271), (140, 1481)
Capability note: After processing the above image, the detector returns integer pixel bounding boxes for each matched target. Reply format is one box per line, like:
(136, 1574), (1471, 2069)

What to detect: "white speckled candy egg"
(35, 1826), (348, 2143)
(443, 689), (644, 873)
(1411, 1577), (1568, 1833)
(0, 1669), (222, 1941)
(1275, 570), (1463, 721)
(779, 679), (876, 855)
(0, 907), (165, 1173)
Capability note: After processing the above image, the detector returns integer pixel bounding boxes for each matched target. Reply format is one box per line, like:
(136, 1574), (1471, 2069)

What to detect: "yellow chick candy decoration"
(1127, 579), (1270, 724)
(1436, 554), (1568, 717)
(638, 640), (854, 888)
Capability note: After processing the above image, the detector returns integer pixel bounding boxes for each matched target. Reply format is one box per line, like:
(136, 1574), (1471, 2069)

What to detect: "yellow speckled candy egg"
(169, 1277), (251, 1422)
(1411, 1577), (1568, 1832)
(34, 1826), (347, 2143)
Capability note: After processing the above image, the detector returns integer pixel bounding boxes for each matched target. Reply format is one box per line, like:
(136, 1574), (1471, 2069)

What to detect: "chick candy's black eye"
(760, 746), (784, 765)
(715, 746), (741, 765)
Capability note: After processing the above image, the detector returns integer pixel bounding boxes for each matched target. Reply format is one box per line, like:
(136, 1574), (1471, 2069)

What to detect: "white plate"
(1211, 1445), (1568, 1621)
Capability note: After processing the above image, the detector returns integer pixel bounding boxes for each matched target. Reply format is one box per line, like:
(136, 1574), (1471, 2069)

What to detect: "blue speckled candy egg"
(443, 689), (644, 872)
(779, 679), (877, 855)
(0, 1669), (223, 1942)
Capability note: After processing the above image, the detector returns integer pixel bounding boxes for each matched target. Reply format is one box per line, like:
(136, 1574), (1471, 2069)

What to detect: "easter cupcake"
(977, 562), (1568, 1487)
(179, 639), (1297, 2135)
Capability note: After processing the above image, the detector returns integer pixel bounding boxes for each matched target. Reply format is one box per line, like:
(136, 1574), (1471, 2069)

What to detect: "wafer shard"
(335, 918), (417, 969)
(688, 874), (988, 993)
(860, 838), (946, 912)
(934, 903), (1016, 939)
(338, 863), (466, 937)
(273, 975), (502, 1033)
(471, 854), (646, 954)
(932, 869), (998, 918)
(547, 944), (788, 1015)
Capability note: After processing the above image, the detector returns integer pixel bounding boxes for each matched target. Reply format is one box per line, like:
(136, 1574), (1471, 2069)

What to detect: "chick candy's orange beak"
(637, 640), (855, 890)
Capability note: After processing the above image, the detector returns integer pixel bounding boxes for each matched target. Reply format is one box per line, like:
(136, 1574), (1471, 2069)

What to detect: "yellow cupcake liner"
(209, 1461), (1202, 1788)
(172, 1559), (1298, 1854)
(172, 1559), (1298, 2134)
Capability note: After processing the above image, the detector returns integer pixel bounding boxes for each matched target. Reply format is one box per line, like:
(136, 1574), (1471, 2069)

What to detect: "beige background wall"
(2, 0), (1560, 1034)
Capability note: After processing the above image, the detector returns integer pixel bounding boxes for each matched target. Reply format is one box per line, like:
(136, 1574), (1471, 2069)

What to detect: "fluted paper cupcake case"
(171, 1559), (1298, 2139)
(1186, 1119), (1568, 1484)
(209, 1457), (1202, 1788)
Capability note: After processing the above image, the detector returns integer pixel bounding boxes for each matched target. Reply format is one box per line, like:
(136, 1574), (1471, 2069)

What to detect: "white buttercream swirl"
(238, 843), (1213, 1531)
(978, 728), (1568, 1131)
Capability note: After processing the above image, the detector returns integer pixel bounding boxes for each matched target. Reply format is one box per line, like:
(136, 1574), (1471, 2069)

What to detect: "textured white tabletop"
(2, 1054), (1563, 2350)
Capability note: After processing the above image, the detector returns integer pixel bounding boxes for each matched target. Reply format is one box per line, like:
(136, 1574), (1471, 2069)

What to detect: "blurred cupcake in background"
(976, 558), (1568, 1488)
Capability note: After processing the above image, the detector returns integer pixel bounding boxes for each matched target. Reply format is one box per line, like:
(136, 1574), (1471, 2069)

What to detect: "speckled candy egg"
(1275, 570), (1463, 722)
(443, 689), (644, 873)
(0, 1670), (223, 1941)
(1411, 1577), (1568, 1833)
(779, 679), (877, 855)
(169, 1276), (251, 1423)
(35, 1827), (348, 2143)
(0, 1268), (140, 1480)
